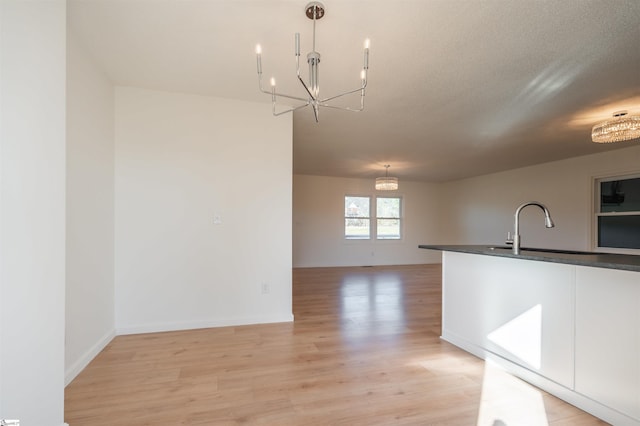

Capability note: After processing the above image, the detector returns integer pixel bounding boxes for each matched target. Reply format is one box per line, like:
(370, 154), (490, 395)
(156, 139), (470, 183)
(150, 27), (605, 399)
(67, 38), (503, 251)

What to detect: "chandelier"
(255, 2), (369, 122)
(592, 111), (640, 143)
(375, 165), (398, 191)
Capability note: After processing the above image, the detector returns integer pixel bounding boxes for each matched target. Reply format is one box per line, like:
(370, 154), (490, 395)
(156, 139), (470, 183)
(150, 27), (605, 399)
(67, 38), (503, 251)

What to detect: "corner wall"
(65, 30), (116, 385)
(114, 87), (293, 334)
(440, 144), (640, 250)
(0, 1), (67, 424)
(293, 175), (443, 267)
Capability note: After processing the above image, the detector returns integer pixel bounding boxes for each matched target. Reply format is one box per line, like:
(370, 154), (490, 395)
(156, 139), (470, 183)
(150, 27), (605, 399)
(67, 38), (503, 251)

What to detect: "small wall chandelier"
(375, 165), (398, 191)
(592, 111), (640, 143)
(255, 2), (370, 122)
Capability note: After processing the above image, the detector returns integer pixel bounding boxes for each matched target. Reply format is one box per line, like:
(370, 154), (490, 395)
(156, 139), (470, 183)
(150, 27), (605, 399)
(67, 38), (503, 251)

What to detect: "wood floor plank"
(65, 264), (609, 425)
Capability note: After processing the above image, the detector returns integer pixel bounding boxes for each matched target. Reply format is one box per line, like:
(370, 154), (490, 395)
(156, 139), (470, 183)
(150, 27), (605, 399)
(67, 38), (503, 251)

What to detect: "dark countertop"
(419, 244), (640, 273)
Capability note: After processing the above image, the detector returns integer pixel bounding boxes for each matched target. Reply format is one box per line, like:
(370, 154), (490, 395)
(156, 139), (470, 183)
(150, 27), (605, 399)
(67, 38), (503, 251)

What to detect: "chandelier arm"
(318, 104), (364, 113)
(297, 75), (317, 102)
(319, 85), (366, 104)
(259, 86), (310, 103)
(258, 74), (311, 102)
(268, 90), (310, 103)
(257, 75), (269, 93)
(318, 85), (366, 112)
(273, 102), (311, 116)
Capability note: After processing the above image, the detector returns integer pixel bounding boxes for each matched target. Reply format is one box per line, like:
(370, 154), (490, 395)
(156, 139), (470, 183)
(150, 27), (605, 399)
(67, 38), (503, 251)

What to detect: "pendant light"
(255, 2), (370, 122)
(592, 111), (640, 143)
(375, 165), (398, 191)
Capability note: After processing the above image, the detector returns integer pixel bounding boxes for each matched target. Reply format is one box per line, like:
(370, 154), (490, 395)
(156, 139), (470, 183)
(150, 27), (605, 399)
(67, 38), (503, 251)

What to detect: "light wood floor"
(65, 264), (608, 425)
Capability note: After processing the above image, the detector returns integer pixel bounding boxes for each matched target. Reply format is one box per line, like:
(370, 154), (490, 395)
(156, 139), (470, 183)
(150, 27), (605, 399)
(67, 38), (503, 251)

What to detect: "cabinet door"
(575, 266), (640, 421)
(443, 252), (575, 388)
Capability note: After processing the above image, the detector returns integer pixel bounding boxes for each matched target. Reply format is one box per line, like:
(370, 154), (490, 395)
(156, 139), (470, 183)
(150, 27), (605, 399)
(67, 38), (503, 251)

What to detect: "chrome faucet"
(506, 201), (555, 254)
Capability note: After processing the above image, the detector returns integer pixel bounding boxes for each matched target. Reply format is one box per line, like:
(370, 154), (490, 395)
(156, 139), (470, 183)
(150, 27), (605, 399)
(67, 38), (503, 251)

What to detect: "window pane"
(377, 219), (400, 239)
(598, 215), (640, 249)
(600, 177), (640, 213)
(345, 196), (370, 218)
(377, 197), (400, 218)
(345, 218), (370, 239)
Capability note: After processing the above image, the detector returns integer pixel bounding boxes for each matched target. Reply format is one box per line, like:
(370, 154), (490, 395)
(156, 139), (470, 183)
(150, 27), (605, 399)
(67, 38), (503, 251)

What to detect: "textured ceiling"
(68, 0), (640, 182)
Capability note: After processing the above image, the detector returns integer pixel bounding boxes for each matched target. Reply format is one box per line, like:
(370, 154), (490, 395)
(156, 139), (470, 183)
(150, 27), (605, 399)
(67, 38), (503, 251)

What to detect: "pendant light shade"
(375, 165), (398, 191)
(592, 111), (640, 143)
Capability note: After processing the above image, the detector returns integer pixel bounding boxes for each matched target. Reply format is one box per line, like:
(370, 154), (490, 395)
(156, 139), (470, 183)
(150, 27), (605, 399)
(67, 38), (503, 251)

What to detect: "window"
(376, 196), (401, 239)
(345, 196), (370, 239)
(345, 195), (402, 240)
(595, 174), (640, 251)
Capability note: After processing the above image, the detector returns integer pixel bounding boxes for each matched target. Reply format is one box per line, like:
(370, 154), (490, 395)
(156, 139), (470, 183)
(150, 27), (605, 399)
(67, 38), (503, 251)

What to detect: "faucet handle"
(505, 231), (514, 245)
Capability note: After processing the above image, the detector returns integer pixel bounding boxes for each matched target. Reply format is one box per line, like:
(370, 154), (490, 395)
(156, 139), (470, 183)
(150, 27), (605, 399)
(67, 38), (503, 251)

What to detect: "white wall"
(293, 175), (443, 267)
(441, 144), (640, 250)
(114, 87), (293, 334)
(0, 1), (67, 425)
(65, 30), (115, 385)
(293, 145), (640, 267)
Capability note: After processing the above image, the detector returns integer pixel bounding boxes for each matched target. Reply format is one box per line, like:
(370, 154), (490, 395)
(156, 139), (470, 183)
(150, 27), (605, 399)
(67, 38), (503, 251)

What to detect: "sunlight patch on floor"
(477, 359), (548, 426)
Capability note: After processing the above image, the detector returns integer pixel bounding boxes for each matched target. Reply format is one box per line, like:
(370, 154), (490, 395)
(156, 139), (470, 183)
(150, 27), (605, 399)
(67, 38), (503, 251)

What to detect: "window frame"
(344, 194), (403, 241)
(344, 195), (372, 240)
(593, 172), (640, 254)
(375, 195), (402, 240)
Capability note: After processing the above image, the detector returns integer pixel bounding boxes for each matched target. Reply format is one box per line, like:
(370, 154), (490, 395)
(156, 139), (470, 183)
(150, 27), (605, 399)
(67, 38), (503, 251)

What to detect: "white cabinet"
(441, 251), (640, 424)
(575, 266), (640, 421)
(443, 252), (575, 388)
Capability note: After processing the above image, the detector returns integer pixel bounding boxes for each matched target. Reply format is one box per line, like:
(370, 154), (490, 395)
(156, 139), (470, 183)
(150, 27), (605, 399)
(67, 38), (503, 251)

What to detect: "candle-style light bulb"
(361, 69), (366, 81)
(256, 44), (262, 74)
(270, 77), (276, 102)
(363, 39), (370, 70)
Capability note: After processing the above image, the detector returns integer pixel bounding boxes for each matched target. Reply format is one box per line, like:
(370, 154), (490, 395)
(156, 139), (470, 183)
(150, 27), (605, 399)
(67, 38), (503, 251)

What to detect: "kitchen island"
(420, 245), (640, 426)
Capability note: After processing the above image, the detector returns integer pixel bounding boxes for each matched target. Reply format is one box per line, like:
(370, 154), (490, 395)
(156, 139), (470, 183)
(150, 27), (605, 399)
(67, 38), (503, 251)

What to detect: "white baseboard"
(64, 329), (116, 386)
(115, 313), (295, 336)
(64, 314), (294, 388)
